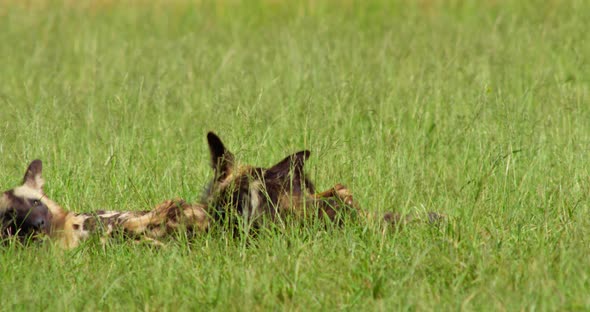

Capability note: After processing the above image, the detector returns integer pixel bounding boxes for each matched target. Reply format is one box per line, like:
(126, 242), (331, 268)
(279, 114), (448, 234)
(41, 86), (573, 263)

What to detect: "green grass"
(1, 0), (589, 310)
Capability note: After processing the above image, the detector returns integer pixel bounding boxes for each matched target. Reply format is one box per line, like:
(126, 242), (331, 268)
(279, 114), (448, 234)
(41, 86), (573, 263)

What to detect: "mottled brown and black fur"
(2, 160), (209, 249)
(202, 132), (445, 231)
(202, 132), (361, 230)
(50, 198), (209, 248)
(1, 160), (51, 242)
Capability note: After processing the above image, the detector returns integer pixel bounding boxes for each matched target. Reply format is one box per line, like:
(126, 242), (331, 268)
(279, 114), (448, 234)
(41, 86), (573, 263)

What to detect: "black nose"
(32, 217), (47, 230)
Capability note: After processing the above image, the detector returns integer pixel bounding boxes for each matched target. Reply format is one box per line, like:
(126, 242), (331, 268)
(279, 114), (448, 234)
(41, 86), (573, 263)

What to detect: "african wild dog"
(202, 132), (362, 230)
(202, 132), (446, 231)
(2, 160), (209, 248)
(1, 160), (52, 242)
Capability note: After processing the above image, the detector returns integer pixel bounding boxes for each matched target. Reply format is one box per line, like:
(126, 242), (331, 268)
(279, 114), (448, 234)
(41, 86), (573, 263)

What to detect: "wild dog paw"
(333, 184), (357, 208)
(309, 184), (360, 222)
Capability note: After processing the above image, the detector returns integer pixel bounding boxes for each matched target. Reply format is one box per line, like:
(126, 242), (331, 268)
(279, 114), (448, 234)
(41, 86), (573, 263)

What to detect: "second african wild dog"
(201, 132), (446, 231)
(2, 160), (209, 249)
(202, 132), (361, 230)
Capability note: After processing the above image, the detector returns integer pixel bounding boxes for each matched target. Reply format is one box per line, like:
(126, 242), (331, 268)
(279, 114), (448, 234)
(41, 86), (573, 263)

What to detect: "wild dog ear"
(22, 159), (44, 190)
(207, 132), (235, 179)
(265, 150), (311, 182)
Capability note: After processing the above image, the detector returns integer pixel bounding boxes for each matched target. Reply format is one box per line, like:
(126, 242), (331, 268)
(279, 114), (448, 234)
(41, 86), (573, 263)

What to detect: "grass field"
(1, 0), (589, 310)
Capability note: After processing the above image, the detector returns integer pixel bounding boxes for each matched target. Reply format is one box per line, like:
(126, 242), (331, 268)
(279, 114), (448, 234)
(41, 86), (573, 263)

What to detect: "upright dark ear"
(265, 150), (311, 182)
(207, 132), (235, 179)
(23, 159), (44, 190)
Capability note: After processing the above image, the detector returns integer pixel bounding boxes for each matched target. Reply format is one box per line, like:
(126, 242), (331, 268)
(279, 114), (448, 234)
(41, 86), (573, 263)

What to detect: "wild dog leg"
(121, 199), (209, 239)
(311, 185), (446, 227)
(309, 184), (360, 221)
(311, 184), (356, 206)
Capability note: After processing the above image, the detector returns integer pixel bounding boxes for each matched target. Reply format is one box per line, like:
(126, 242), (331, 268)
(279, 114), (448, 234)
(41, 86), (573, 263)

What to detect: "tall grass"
(1, 0), (589, 310)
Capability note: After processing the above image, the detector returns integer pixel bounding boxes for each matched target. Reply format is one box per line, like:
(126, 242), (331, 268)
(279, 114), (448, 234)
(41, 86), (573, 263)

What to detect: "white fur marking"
(12, 185), (43, 200)
(248, 181), (263, 220)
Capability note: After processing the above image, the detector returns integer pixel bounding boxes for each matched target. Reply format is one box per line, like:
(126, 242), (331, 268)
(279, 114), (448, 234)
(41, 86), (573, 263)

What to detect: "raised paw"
(333, 184), (356, 207)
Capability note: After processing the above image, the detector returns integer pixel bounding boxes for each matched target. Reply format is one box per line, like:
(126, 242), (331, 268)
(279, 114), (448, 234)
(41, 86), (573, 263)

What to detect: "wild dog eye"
(31, 199), (41, 206)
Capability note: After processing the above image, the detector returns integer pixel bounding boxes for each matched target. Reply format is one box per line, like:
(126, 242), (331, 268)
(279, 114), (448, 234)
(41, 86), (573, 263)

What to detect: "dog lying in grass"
(202, 132), (443, 232)
(1, 160), (209, 248)
(202, 132), (362, 230)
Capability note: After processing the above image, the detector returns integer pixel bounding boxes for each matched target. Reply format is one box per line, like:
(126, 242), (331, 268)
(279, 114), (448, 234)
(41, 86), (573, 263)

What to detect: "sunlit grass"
(1, 0), (589, 310)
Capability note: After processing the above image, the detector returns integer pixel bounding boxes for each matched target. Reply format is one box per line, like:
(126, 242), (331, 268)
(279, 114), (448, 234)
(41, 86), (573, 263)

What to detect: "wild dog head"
(0, 160), (52, 241)
(203, 132), (317, 224)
